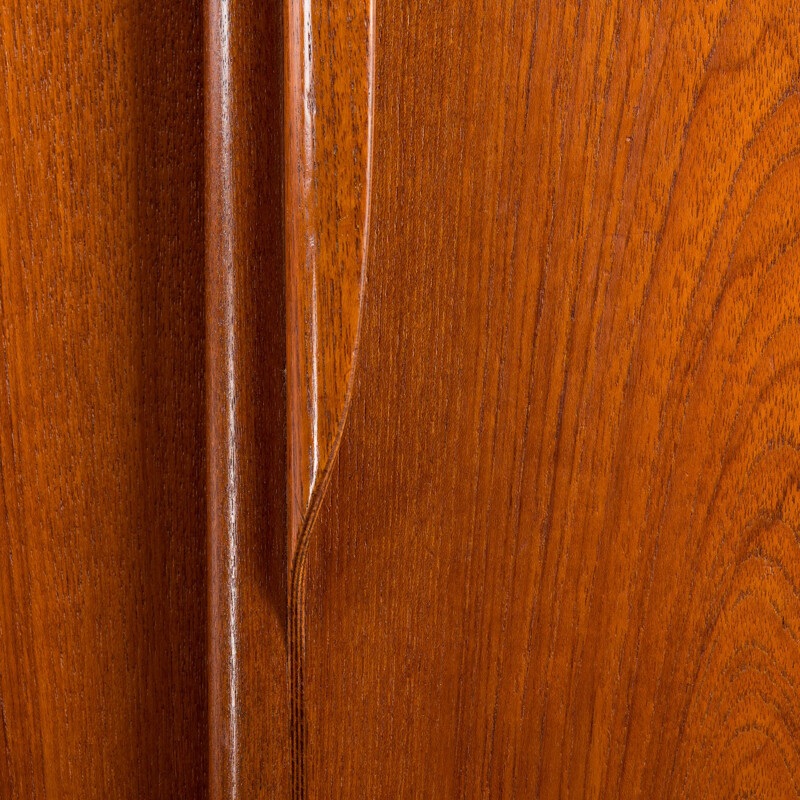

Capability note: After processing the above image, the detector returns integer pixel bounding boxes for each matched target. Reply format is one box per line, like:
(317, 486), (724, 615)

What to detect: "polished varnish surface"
(284, 0), (373, 559)
(295, 1), (800, 797)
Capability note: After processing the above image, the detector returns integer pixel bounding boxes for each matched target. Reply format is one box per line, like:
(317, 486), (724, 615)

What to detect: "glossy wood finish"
(4, 0), (800, 796)
(206, 0), (289, 797)
(285, 0), (373, 556)
(0, 0), (206, 795)
(296, 0), (800, 796)
(283, 2), (374, 794)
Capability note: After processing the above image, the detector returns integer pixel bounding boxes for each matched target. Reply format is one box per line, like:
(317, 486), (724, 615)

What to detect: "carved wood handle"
(206, 1), (373, 795)
(285, 2), (374, 796)
(285, 0), (375, 563)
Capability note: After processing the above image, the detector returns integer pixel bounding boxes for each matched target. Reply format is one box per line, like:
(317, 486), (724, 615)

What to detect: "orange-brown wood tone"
(284, 0), (373, 557)
(4, 0), (800, 797)
(206, 0), (290, 797)
(293, 0), (800, 797)
(0, 0), (206, 796)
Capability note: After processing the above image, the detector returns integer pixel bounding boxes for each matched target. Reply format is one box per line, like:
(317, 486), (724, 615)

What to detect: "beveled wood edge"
(205, 0), (238, 796)
(284, 0), (376, 562)
(205, 0), (290, 795)
(285, 0), (375, 796)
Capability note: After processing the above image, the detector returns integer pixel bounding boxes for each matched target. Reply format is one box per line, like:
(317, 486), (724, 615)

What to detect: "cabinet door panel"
(291, 2), (800, 797)
(3, 0), (800, 797)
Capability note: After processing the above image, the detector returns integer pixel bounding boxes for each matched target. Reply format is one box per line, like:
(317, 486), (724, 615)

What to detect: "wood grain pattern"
(206, 0), (289, 797)
(296, 0), (800, 796)
(4, 0), (800, 796)
(0, 0), (206, 795)
(285, 0), (373, 557)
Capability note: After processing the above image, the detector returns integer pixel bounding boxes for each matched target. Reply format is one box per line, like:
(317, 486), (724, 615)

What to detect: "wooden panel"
(4, 0), (800, 796)
(296, 1), (800, 797)
(0, 0), (206, 796)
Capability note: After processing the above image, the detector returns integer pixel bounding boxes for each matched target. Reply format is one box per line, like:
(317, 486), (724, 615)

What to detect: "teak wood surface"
(0, 0), (208, 796)
(3, 0), (800, 798)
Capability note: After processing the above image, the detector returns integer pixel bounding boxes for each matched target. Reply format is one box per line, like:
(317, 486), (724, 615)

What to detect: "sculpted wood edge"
(284, 0), (375, 795)
(206, 0), (371, 792)
(206, 0), (290, 796)
(285, 0), (375, 556)
(205, 0), (236, 792)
